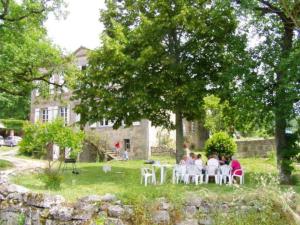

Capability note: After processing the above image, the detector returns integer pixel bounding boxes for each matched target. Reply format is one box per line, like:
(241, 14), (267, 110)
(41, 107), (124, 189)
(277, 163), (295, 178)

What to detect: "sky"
(45, 0), (106, 53)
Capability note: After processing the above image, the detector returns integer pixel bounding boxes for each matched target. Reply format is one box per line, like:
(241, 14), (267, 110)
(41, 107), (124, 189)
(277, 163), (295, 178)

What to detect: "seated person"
(179, 155), (188, 165)
(194, 154), (203, 168)
(230, 156), (242, 175)
(195, 154), (204, 174)
(186, 152), (195, 165)
(207, 154), (219, 167)
(219, 155), (230, 165)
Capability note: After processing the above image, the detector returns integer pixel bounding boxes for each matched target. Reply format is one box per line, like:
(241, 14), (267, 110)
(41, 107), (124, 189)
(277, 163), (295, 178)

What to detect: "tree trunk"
(275, 23), (294, 184)
(175, 110), (184, 163)
(275, 114), (290, 183)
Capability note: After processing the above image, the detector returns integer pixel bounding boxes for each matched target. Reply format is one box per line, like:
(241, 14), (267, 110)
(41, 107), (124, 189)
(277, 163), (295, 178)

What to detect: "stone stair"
(105, 151), (123, 161)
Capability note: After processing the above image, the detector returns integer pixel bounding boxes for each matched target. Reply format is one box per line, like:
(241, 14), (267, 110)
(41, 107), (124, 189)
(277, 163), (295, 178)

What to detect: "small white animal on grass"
(102, 165), (112, 173)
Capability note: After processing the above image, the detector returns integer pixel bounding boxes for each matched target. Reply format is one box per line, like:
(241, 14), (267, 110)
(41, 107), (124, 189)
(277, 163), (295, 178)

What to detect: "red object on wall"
(115, 142), (120, 149)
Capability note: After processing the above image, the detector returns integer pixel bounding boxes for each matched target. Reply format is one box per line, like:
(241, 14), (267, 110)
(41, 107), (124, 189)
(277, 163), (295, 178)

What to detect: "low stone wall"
(151, 146), (175, 156)
(236, 138), (275, 158)
(1, 171), (298, 225)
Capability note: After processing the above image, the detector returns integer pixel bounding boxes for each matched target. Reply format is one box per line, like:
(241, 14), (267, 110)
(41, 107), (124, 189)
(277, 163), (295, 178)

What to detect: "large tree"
(235, 0), (300, 183)
(74, 0), (248, 162)
(0, 0), (71, 97)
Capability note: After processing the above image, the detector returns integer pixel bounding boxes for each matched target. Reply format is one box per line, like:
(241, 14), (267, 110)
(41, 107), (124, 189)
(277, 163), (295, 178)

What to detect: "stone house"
(30, 47), (181, 161)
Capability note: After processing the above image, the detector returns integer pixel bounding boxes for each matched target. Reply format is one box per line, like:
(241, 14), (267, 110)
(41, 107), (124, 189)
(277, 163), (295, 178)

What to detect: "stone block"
(176, 219), (198, 225)
(152, 210), (170, 224)
(49, 205), (74, 221)
(26, 193), (65, 208)
(184, 205), (197, 218)
(108, 205), (124, 218)
(105, 217), (124, 225)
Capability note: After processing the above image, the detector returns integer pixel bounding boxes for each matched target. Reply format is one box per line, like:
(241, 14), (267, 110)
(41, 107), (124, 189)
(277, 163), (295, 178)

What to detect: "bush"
(41, 169), (63, 190)
(204, 132), (237, 157)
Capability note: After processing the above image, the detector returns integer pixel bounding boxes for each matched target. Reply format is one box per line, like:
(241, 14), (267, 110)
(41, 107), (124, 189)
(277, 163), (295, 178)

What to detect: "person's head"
(231, 155), (237, 160)
(197, 154), (202, 159)
(182, 155), (188, 161)
(221, 155), (226, 160)
(189, 152), (195, 159)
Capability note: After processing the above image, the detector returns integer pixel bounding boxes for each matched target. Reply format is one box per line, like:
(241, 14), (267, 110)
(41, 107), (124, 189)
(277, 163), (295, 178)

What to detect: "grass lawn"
(0, 159), (13, 170)
(12, 155), (300, 204)
(0, 146), (18, 151)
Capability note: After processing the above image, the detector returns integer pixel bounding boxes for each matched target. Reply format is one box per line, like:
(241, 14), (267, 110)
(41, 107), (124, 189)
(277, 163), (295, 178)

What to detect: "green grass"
(0, 146), (18, 151)
(12, 156), (300, 204)
(0, 159), (13, 170)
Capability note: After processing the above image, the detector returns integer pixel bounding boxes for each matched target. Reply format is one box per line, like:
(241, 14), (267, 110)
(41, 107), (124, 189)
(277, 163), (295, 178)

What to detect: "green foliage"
(280, 0), (300, 27)
(17, 213), (25, 225)
(281, 131), (300, 174)
(204, 132), (237, 157)
(19, 119), (84, 189)
(74, 0), (249, 162)
(19, 119), (85, 159)
(40, 169), (63, 190)
(0, 119), (25, 131)
(0, 159), (13, 170)
(0, 93), (30, 120)
(203, 95), (233, 135)
(0, 0), (75, 97)
(234, 0), (300, 183)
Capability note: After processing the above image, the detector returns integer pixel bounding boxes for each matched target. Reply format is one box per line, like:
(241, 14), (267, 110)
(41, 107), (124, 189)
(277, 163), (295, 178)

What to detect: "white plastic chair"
(184, 165), (202, 185)
(141, 167), (156, 186)
(195, 165), (204, 185)
(219, 165), (232, 185)
(205, 166), (219, 184)
(172, 164), (186, 184)
(232, 168), (244, 185)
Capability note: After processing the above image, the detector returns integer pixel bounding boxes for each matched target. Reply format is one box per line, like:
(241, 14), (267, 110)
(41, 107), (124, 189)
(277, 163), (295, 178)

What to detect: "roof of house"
(73, 46), (90, 57)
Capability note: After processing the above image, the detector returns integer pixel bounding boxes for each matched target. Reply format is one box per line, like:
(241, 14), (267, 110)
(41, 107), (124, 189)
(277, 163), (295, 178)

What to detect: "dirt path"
(0, 148), (46, 176)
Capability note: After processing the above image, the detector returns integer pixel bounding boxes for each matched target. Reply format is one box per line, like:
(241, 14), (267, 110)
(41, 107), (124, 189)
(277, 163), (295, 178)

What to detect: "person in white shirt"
(194, 154), (203, 167)
(186, 152), (195, 165)
(194, 154), (204, 174)
(207, 154), (219, 168)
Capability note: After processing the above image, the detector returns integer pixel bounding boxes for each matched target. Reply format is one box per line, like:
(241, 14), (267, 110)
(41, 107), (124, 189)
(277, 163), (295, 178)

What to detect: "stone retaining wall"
(151, 146), (175, 156)
(236, 138), (275, 158)
(0, 171), (282, 225)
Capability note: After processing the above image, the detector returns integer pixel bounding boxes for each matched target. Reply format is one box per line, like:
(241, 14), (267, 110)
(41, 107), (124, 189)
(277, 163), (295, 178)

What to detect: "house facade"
(30, 47), (176, 160)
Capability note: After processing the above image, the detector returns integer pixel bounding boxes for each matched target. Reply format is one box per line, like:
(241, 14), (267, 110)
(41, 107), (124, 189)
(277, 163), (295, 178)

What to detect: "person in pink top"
(230, 156), (242, 176)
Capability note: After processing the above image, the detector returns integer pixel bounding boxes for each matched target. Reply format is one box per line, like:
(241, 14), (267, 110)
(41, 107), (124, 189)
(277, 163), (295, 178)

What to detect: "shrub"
(204, 132), (237, 157)
(41, 169), (63, 190)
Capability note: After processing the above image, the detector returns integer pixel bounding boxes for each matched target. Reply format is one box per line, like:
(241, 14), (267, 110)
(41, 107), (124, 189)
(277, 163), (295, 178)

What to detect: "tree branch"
(257, 0), (294, 26)
(0, 0), (46, 22)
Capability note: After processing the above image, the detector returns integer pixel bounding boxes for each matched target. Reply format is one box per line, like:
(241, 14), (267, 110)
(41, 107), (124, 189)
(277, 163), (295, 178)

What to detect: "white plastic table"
(152, 164), (172, 184)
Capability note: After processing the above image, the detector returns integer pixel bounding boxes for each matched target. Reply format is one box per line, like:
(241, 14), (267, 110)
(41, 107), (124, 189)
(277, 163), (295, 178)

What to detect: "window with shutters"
(41, 109), (48, 123)
(59, 107), (68, 125)
(98, 119), (113, 127)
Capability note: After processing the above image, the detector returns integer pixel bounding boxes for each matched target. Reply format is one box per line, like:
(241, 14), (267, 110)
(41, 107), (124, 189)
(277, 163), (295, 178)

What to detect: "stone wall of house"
(236, 138), (275, 158)
(86, 119), (151, 160)
(151, 146), (175, 156)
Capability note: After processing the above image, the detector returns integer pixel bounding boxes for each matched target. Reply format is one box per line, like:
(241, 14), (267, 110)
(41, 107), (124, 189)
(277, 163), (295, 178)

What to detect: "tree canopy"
(0, 0), (73, 97)
(74, 0), (248, 162)
(234, 0), (300, 183)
